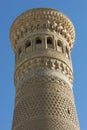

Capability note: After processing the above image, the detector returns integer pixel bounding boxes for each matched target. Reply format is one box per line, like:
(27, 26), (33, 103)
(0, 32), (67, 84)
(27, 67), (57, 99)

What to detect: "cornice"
(10, 8), (75, 52)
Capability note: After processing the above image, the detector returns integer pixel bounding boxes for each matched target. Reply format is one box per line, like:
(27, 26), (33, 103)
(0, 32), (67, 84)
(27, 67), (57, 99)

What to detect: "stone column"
(10, 8), (80, 130)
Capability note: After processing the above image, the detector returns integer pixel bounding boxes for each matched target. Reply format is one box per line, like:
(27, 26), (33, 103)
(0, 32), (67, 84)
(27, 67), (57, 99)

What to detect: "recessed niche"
(47, 37), (53, 44)
(25, 40), (31, 48)
(36, 37), (42, 44)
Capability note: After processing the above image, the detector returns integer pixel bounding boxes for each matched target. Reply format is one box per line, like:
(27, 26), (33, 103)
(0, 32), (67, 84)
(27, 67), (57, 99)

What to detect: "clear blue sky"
(0, 0), (87, 130)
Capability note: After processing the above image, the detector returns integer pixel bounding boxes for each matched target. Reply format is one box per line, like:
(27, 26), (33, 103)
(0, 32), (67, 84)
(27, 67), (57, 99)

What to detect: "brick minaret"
(10, 8), (80, 130)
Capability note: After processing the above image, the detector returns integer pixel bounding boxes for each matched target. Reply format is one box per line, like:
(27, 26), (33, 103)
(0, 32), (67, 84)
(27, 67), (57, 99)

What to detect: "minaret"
(10, 8), (80, 130)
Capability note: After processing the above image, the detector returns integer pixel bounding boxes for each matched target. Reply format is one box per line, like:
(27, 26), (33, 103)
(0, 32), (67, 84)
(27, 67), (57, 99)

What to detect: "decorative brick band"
(14, 56), (73, 85)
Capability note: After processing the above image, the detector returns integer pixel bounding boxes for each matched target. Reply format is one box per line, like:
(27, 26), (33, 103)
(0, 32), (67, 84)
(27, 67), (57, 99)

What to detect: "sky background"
(0, 0), (87, 130)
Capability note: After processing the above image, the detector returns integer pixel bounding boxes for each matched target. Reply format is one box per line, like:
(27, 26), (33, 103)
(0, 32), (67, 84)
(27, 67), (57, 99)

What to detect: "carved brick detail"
(13, 22), (72, 47)
(14, 57), (73, 85)
(10, 8), (75, 51)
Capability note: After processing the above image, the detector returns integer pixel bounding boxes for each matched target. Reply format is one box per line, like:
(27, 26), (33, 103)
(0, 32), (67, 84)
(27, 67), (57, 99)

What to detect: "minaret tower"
(10, 8), (80, 130)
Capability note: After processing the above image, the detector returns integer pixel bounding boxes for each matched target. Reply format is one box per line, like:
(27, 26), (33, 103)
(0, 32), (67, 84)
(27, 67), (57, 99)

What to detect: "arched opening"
(47, 37), (53, 48)
(57, 40), (61, 47)
(25, 40), (31, 48)
(36, 37), (42, 44)
(35, 37), (42, 49)
(57, 40), (63, 53)
(47, 37), (52, 45)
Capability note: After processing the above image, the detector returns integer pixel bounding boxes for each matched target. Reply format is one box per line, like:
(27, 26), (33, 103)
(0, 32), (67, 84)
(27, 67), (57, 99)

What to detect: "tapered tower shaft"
(10, 8), (80, 130)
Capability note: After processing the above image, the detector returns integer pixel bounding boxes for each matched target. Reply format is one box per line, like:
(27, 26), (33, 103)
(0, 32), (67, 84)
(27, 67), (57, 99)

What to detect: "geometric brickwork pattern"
(12, 76), (79, 130)
(10, 8), (80, 130)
